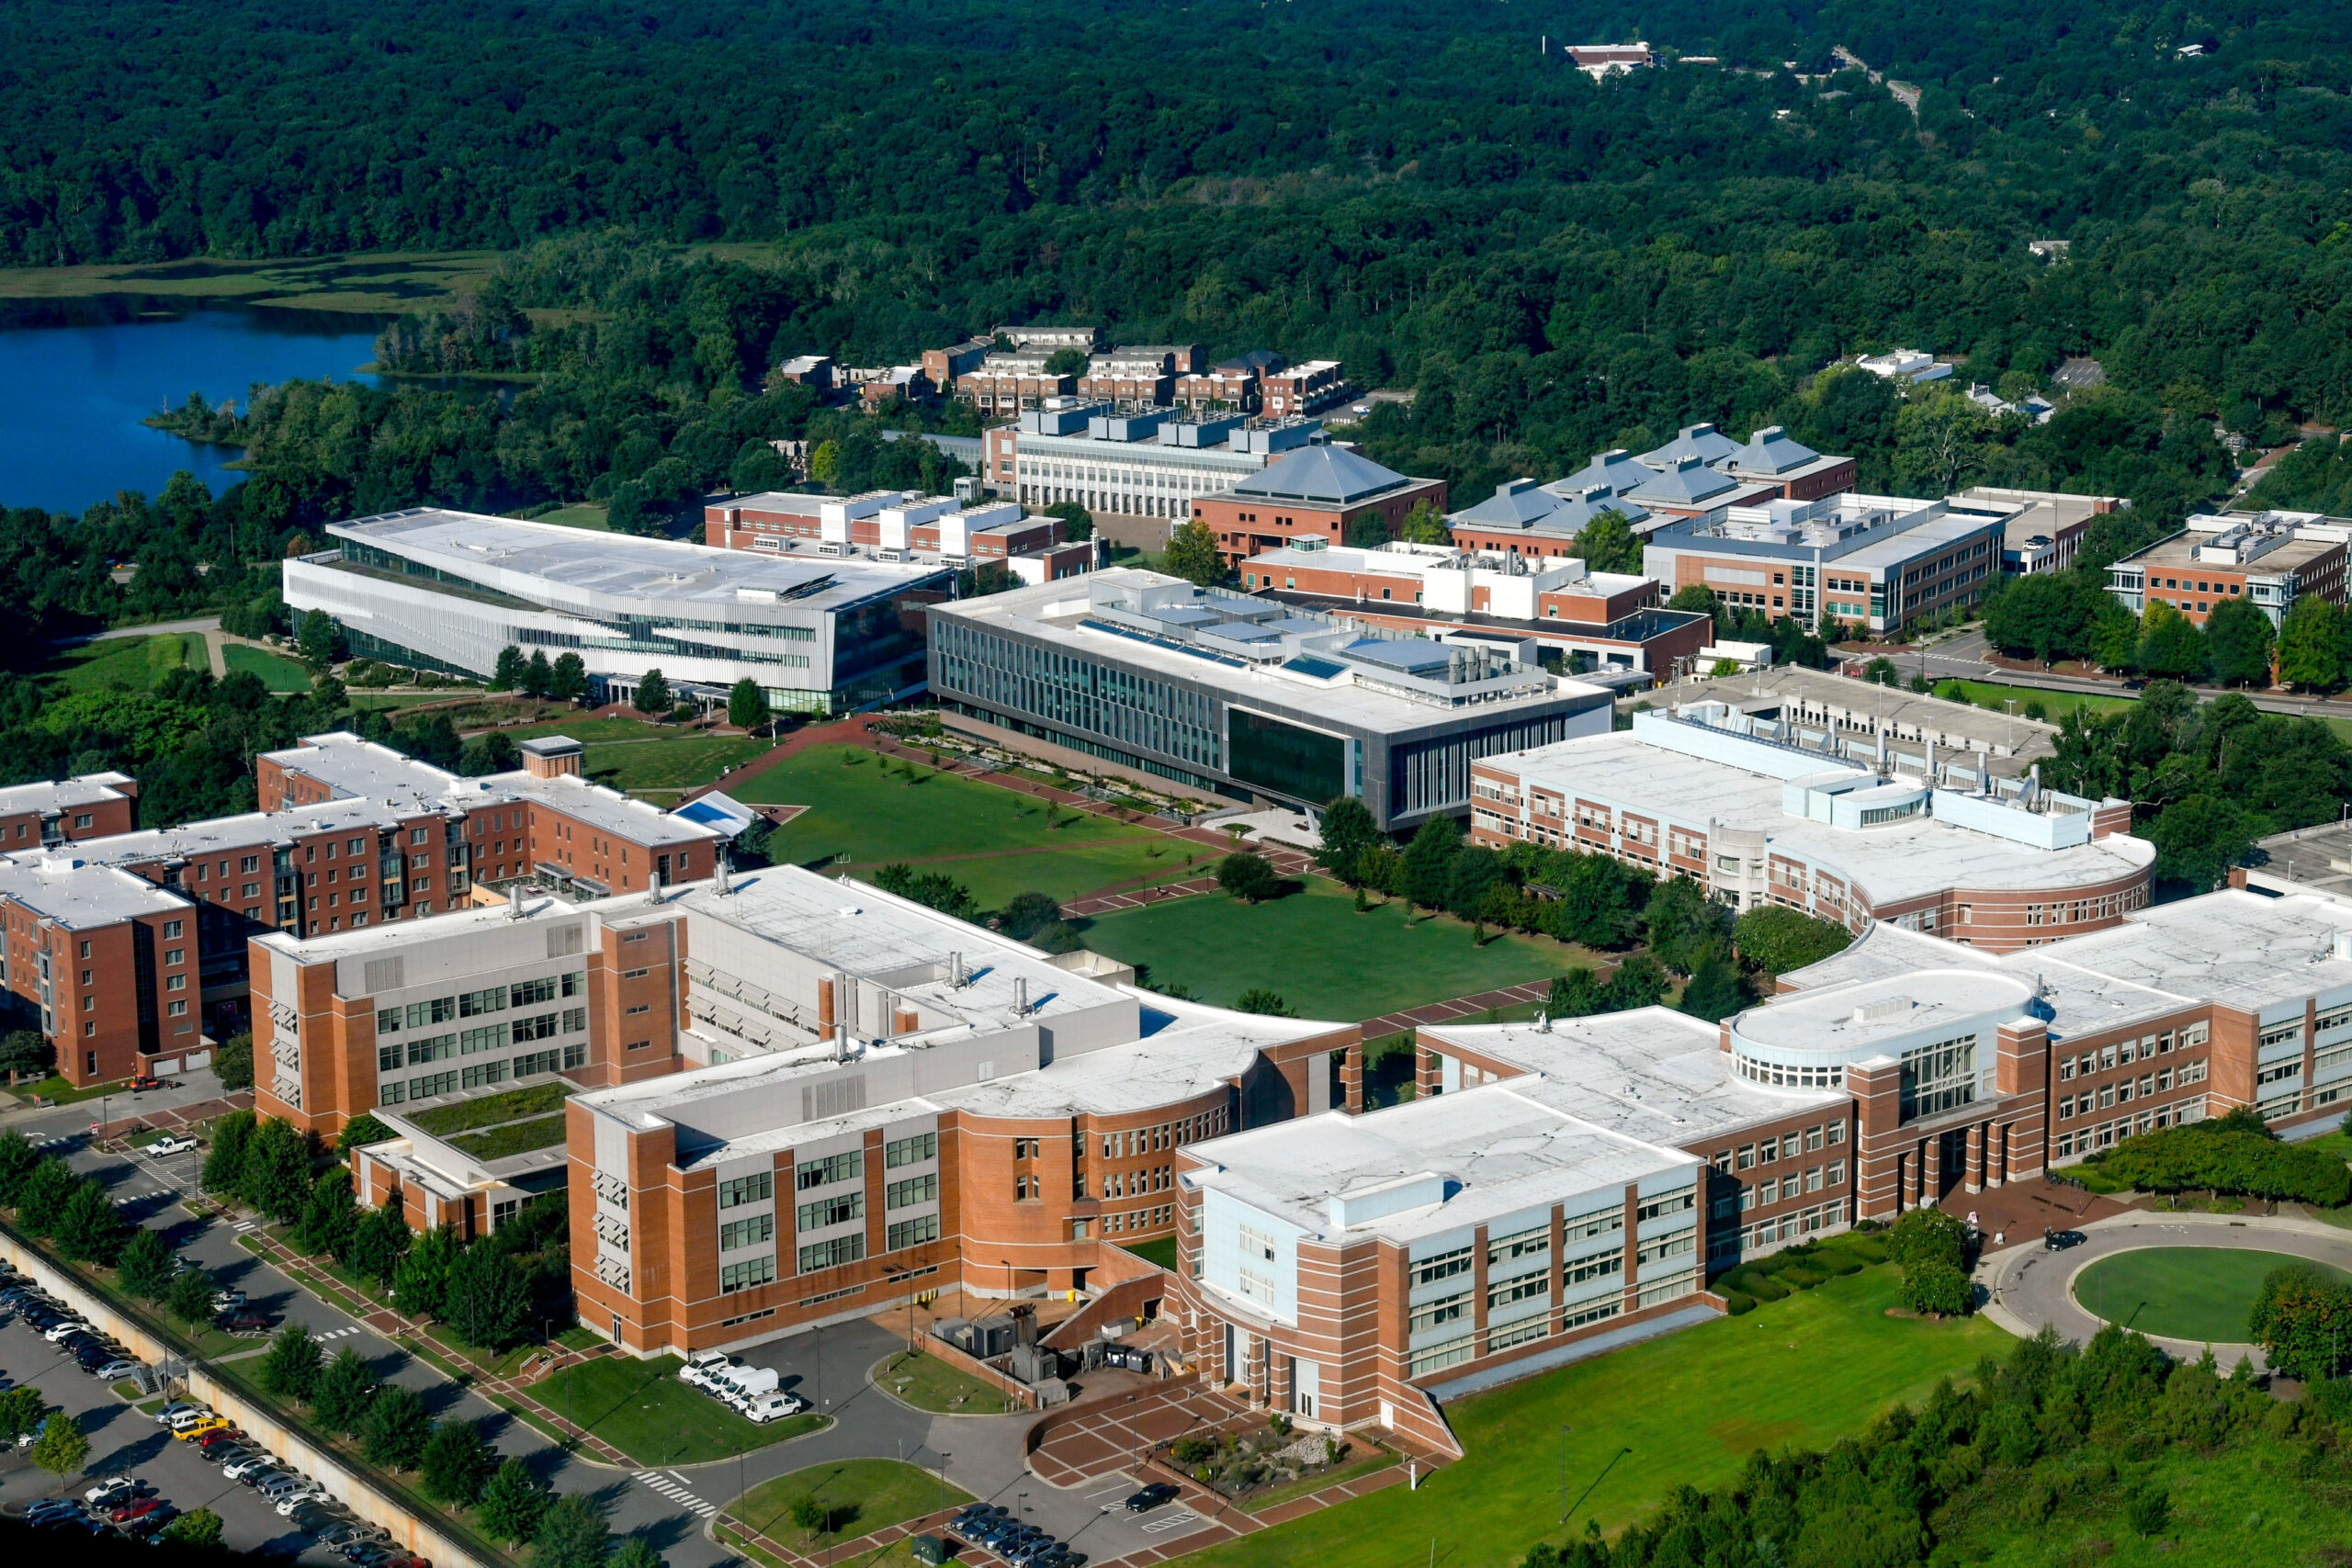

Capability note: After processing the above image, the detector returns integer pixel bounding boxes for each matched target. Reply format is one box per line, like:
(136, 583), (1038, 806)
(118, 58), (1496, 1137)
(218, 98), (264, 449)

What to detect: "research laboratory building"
(926, 569), (1613, 829)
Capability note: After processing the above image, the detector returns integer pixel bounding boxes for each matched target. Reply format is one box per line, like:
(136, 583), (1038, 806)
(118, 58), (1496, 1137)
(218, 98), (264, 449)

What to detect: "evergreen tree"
(727, 678), (767, 730)
(211, 1032), (254, 1092)
(166, 1264), (219, 1325)
(632, 669), (671, 714)
(1400, 817), (1461, 909)
(54, 1178), (128, 1264)
(117, 1226), (176, 1300)
(311, 1348), (381, 1436)
(422, 1419), (495, 1508)
(2278, 594), (2341, 691)
(1678, 948), (1747, 1023)
(549, 652), (588, 704)
(1161, 518), (1225, 586)
(262, 1325), (323, 1401)
(447, 1238), (532, 1349)
(1215, 852), (1279, 903)
(296, 1168), (359, 1258)
(1545, 968), (1607, 1018)
(349, 1200), (413, 1287)
(490, 646), (526, 691)
(243, 1116), (315, 1223)
(479, 1459), (550, 1545)
(0, 1129), (42, 1203)
(524, 649), (554, 698)
(533, 1494), (611, 1568)
(392, 1224), (462, 1318)
(16, 1156), (77, 1234)
(202, 1110), (255, 1194)
(360, 1382), (432, 1469)
(1314, 795), (1379, 885)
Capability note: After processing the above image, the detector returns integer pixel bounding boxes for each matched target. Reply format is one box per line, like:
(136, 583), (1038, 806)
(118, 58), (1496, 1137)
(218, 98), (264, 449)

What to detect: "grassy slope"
(533, 1352), (820, 1465)
(732, 742), (1183, 907)
(584, 734), (771, 794)
(222, 642), (316, 691)
(49, 632), (197, 692)
(1082, 879), (1584, 1020)
(0, 251), (501, 312)
(1173, 1267), (2006, 1568)
(2071, 1247), (2352, 1341)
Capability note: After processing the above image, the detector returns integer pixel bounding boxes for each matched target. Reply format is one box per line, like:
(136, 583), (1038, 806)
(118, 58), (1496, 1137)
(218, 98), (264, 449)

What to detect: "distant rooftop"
(0, 852), (189, 929)
(0, 773), (135, 818)
(1230, 444), (1418, 507)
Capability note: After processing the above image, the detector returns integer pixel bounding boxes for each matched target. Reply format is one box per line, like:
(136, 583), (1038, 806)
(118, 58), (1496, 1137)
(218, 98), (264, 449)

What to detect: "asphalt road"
(4, 1089), (1177, 1568)
(1876, 627), (2352, 722)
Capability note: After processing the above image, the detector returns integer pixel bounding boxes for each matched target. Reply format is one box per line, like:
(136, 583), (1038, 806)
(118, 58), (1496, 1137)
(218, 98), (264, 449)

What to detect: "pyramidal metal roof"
(1724, 425), (1822, 476)
(1624, 457), (1739, 506)
(1452, 479), (1559, 529)
(1560, 448), (1655, 495)
(1638, 423), (1742, 468)
(1231, 443), (1414, 506)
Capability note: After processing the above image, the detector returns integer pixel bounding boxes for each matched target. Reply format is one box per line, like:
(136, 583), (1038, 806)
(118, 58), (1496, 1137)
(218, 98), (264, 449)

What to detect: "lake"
(0, 298), (382, 515)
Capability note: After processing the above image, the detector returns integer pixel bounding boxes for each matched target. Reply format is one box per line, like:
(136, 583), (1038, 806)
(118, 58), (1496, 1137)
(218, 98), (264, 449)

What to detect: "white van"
(741, 1392), (808, 1425)
(678, 1350), (731, 1390)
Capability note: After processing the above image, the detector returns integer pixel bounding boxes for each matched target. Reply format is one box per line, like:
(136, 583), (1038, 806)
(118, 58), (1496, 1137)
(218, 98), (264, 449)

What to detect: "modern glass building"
(284, 509), (954, 714)
(928, 569), (1613, 829)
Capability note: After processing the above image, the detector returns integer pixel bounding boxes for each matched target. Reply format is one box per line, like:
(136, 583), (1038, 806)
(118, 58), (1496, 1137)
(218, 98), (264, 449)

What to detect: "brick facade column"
(1995, 1019), (2051, 1182)
(1963, 1122), (1985, 1195)
(1547, 1201), (1566, 1336)
(1923, 1134), (1943, 1207)
(1619, 1183), (1641, 1313)
(1848, 1055), (1905, 1223)
(1988, 1121), (2007, 1188)
(1416, 1044), (1442, 1099)
(1342, 1043), (1365, 1113)
(1470, 1224), (1490, 1355)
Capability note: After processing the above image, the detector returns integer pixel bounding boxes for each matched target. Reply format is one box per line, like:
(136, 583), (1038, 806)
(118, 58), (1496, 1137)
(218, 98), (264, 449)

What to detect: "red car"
(194, 1427), (243, 1453)
(109, 1497), (164, 1525)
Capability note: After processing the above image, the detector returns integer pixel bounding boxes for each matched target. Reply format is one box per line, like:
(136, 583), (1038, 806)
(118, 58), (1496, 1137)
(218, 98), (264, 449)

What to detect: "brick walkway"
(1936, 1174), (2126, 1239)
(1360, 976), (1570, 1038)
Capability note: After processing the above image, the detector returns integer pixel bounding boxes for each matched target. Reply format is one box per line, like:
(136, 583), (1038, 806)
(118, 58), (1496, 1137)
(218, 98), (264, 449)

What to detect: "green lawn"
(532, 503), (611, 531)
(733, 1458), (970, 1546)
(1119, 1235), (1181, 1271)
(1173, 1266), (2006, 1568)
(47, 632), (199, 692)
(489, 716), (686, 743)
(732, 743), (1188, 908)
(1933, 679), (2139, 721)
(1083, 879), (1589, 1021)
(221, 643), (317, 692)
(870, 1349), (1023, 1415)
(447, 1113), (567, 1160)
(405, 1080), (571, 1136)
(533, 1352), (825, 1464)
(2072, 1247), (2350, 1342)
(584, 734), (773, 795)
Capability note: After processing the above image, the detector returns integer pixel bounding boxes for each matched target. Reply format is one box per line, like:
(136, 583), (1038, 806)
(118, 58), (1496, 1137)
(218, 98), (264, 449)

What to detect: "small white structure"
(1855, 349), (1952, 386)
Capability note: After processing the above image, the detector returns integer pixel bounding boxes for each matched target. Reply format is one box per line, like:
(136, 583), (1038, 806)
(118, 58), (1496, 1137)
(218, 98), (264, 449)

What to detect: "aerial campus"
(9, 5), (2352, 1568)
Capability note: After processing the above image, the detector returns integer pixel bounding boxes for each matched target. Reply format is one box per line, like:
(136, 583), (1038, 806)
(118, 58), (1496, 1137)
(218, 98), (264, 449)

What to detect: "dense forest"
(6, 0), (2352, 651)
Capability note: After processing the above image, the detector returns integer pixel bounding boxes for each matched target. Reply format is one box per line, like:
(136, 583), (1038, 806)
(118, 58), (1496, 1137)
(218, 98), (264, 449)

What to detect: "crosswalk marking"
(632, 1471), (717, 1517)
(317, 1325), (361, 1341)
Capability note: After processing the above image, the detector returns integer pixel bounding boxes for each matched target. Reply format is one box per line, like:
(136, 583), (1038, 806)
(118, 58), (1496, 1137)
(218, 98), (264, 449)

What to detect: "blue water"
(0, 301), (382, 515)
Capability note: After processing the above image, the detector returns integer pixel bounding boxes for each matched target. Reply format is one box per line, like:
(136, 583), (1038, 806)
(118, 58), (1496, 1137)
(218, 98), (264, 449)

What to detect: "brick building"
(0, 854), (197, 1084)
(0, 773), (139, 852)
(1191, 444), (1447, 568)
(2106, 510), (2350, 628)
(1467, 698), (2149, 953)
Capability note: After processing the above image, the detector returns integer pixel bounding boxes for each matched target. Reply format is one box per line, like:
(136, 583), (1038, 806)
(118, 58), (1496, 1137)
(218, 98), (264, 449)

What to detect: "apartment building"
(1191, 444), (1447, 567)
(1642, 494), (2004, 635)
(920, 337), (994, 388)
(993, 324), (1102, 353)
(930, 570), (1611, 829)
(1238, 539), (1713, 679)
(0, 853), (199, 1084)
(1000, 403), (1322, 550)
(0, 773), (140, 852)
(2106, 511), (2350, 627)
(284, 509), (954, 716)
(1260, 361), (1348, 420)
(1467, 697), (2149, 952)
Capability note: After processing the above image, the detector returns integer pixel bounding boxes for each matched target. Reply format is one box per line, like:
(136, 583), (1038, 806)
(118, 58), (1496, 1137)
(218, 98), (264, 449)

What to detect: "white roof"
(1185, 1084), (1694, 1245)
(1487, 728), (2152, 906)
(0, 853), (190, 928)
(932, 1000), (1334, 1120)
(0, 773), (135, 816)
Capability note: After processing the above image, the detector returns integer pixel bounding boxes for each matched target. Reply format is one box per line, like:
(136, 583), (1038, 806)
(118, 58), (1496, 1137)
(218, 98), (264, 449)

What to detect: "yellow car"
(175, 1416), (230, 1440)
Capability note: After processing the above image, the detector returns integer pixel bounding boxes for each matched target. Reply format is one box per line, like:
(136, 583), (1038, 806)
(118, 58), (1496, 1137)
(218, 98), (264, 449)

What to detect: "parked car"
(85, 1476), (145, 1506)
(41, 1320), (95, 1342)
(175, 1416), (231, 1441)
(154, 1402), (203, 1426)
(222, 1310), (274, 1338)
(109, 1498), (167, 1527)
(146, 1134), (198, 1156)
(276, 1488), (332, 1517)
(164, 1406), (216, 1432)
(128, 1076), (177, 1093)
(96, 1359), (142, 1381)
(211, 1290), (245, 1313)
(741, 1392), (808, 1424)
(1122, 1483), (1178, 1513)
(221, 1450), (276, 1481)
(28, 1498), (86, 1520)
(122, 1506), (179, 1540)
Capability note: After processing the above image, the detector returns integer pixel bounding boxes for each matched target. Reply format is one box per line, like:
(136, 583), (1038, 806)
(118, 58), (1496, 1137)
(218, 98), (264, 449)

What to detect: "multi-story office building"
(1641, 494), (2003, 635)
(1000, 403), (1323, 550)
(1237, 539), (1713, 680)
(0, 773), (140, 851)
(930, 570), (1612, 829)
(2105, 511), (2350, 627)
(283, 509), (954, 716)
(1192, 444), (1448, 568)
(1952, 486), (2127, 575)
(1468, 696), (2149, 951)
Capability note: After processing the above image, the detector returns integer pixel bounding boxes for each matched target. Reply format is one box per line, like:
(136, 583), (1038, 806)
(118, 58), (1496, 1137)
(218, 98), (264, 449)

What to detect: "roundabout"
(1981, 1211), (2352, 1367)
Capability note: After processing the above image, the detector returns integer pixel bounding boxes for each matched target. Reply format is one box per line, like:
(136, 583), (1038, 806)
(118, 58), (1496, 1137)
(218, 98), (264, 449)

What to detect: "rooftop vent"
(1851, 997), (1915, 1024)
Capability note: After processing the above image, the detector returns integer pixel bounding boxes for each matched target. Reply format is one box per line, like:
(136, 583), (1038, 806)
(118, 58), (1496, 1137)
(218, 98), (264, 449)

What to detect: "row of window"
(2055, 1023), (2207, 1081)
(378, 973), (586, 1032)
(2056, 1061), (2206, 1120)
(376, 1043), (582, 1104)
(2055, 1100), (2202, 1158)
(1713, 1122), (1844, 1174)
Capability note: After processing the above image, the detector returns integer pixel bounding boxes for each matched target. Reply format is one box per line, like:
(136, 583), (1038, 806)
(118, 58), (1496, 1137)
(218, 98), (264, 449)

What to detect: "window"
(1412, 1244), (1471, 1285)
(379, 1043), (401, 1072)
(1488, 1224), (1549, 1265)
(796, 1152), (860, 1190)
(460, 1023), (508, 1055)
(1013, 1137), (1040, 1160)
(1487, 1274), (1548, 1312)
(888, 1213), (941, 1251)
(460, 1061), (507, 1089)
(561, 971), (587, 997)
(886, 1173), (938, 1209)
(886, 1133), (937, 1168)
(1565, 1248), (1623, 1286)
(1901, 1032), (1978, 1119)
(1408, 1292), (1471, 1334)
(458, 986), (506, 1017)
(1636, 1190), (1695, 1222)
(718, 1171), (775, 1209)
(722, 1255), (780, 1292)
(409, 1070), (458, 1100)
(1014, 1174), (1040, 1201)
(406, 1034), (456, 1065)
(512, 1011), (559, 1043)
(406, 997), (456, 1028)
(163, 919), (182, 939)
(562, 1007), (587, 1032)
(719, 1213), (775, 1250)
(511, 976), (558, 1006)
